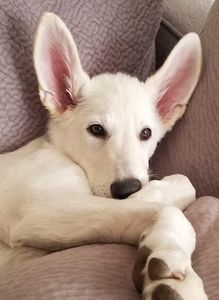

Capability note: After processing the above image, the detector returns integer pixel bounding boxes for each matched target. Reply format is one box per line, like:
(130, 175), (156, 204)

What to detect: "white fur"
(0, 13), (207, 299)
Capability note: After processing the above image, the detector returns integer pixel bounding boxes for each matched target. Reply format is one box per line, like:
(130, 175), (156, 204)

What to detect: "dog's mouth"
(89, 183), (111, 198)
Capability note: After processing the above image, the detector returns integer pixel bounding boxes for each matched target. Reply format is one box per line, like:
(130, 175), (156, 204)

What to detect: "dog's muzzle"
(110, 178), (142, 199)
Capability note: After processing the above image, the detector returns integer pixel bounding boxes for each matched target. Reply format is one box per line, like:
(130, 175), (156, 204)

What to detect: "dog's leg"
(3, 174), (195, 252)
(132, 206), (208, 300)
(7, 193), (159, 251)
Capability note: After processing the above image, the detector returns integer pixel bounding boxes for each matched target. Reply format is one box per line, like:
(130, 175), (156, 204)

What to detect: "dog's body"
(0, 13), (207, 299)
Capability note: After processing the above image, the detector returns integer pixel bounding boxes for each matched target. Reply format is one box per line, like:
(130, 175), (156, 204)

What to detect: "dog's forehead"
(82, 73), (156, 118)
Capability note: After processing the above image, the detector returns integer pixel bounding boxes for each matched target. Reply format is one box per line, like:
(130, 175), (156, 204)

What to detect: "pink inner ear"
(45, 43), (75, 112)
(157, 58), (193, 120)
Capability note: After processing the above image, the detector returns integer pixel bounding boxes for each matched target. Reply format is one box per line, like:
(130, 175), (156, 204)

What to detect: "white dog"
(0, 13), (207, 300)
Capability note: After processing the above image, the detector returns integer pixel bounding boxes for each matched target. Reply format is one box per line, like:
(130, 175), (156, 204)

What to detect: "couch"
(0, 0), (218, 299)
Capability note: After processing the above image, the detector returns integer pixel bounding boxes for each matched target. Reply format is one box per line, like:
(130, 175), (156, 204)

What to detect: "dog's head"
(33, 13), (201, 198)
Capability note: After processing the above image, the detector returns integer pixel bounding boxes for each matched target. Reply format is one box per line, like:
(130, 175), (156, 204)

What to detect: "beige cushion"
(163, 0), (214, 36)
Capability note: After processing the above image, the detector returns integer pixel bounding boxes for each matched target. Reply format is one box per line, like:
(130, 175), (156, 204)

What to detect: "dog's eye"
(87, 124), (106, 138)
(140, 128), (152, 141)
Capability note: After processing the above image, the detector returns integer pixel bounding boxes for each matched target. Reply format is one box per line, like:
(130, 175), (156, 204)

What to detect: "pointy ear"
(33, 13), (89, 115)
(147, 33), (202, 131)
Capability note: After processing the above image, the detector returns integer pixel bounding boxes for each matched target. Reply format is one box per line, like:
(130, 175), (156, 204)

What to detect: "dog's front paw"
(131, 174), (196, 210)
(160, 174), (196, 209)
(133, 244), (208, 300)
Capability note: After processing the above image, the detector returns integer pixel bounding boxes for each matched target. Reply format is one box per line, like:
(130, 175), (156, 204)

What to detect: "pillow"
(0, 244), (140, 300)
(151, 0), (219, 198)
(0, 0), (162, 152)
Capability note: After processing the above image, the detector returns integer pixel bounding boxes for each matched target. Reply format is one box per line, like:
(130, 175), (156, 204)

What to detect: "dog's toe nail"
(172, 271), (185, 280)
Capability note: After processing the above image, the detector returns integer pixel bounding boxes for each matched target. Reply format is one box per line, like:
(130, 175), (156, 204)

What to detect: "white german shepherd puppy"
(0, 13), (207, 300)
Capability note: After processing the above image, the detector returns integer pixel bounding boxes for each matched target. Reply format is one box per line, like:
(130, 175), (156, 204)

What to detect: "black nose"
(110, 179), (142, 199)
